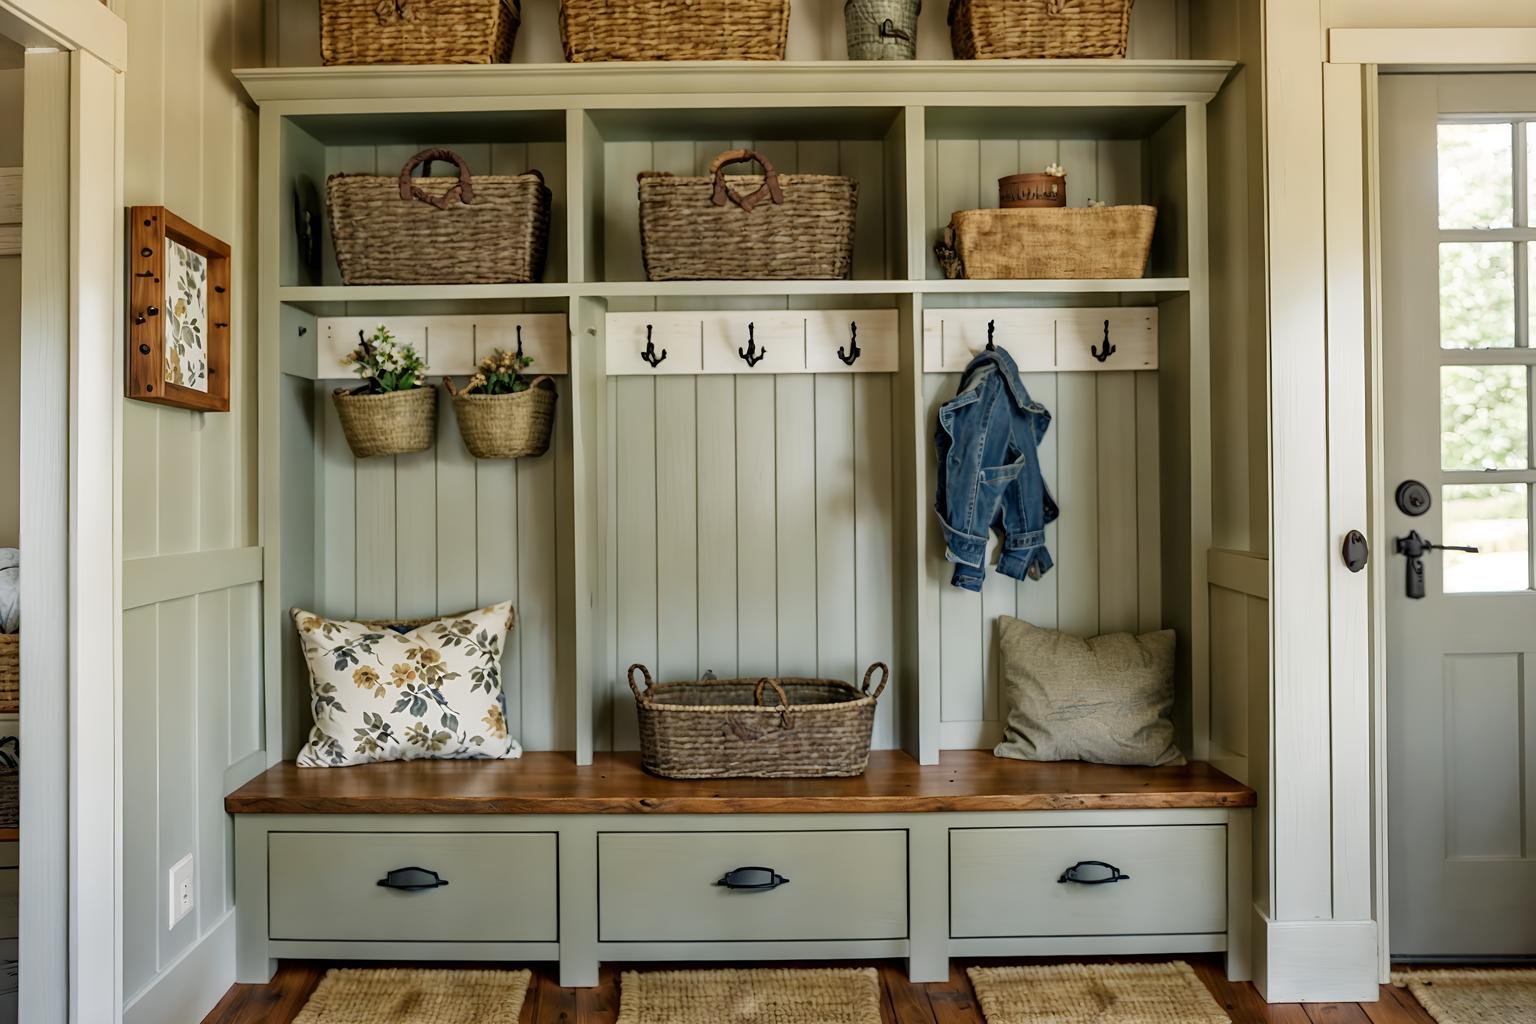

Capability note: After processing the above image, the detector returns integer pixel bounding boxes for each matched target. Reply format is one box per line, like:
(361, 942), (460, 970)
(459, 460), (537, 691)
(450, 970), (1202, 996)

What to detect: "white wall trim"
(122, 910), (235, 1024)
(123, 547), (264, 610)
(1207, 549), (1268, 599)
(0, 0), (125, 72)
(1251, 908), (1380, 1003)
(1329, 27), (1536, 66)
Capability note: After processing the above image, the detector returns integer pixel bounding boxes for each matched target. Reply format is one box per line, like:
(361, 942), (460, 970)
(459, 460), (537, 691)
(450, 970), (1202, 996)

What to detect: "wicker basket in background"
(559, 0), (789, 61)
(447, 377), (558, 459)
(327, 148), (551, 285)
(0, 635), (15, 715)
(0, 737), (17, 830)
(639, 149), (858, 281)
(935, 205), (1156, 280)
(320, 0), (521, 65)
(629, 663), (889, 779)
(949, 0), (1133, 59)
(845, 0), (921, 60)
(332, 386), (438, 459)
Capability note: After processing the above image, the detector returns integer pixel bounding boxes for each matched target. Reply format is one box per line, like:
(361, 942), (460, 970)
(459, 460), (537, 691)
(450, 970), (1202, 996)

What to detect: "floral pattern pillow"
(292, 603), (522, 768)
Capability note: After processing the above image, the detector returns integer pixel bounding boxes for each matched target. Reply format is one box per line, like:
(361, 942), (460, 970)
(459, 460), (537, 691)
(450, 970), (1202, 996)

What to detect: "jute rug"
(615, 967), (883, 1024)
(967, 962), (1230, 1024)
(292, 968), (532, 1024)
(1393, 969), (1536, 1023)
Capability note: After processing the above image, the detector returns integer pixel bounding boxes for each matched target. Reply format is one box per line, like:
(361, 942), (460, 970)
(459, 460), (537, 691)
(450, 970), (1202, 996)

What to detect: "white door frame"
(0, 1), (125, 1022)
(1320, 26), (1536, 984)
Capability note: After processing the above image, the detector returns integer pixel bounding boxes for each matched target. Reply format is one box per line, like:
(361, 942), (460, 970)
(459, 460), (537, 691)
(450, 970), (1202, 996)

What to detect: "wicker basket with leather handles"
(949, 0), (1133, 59)
(638, 149), (858, 281)
(559, 0), (788, 61)
(628, 663), (889, 779)
(327, 147), (551, 285)
(320, 0), (521, 65)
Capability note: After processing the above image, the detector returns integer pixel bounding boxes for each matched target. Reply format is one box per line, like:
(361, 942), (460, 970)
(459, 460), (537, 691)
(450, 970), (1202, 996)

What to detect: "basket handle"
(627, 663), (655, 700)
(398, 147), (475, 210)
(709, 149), (785, 213)
(861, 662), (890, 700)
(752, 677), (790, 708)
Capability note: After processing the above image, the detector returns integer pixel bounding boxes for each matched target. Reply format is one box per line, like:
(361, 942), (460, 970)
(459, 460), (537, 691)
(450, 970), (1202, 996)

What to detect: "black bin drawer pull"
(1057, 860), (1130, 886)
(377, 866), (450, 892)
(715, 866), (790, 892)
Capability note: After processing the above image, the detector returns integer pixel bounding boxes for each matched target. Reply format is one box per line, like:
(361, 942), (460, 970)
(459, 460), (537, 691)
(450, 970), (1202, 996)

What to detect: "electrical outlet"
(169, 853), (194, 929)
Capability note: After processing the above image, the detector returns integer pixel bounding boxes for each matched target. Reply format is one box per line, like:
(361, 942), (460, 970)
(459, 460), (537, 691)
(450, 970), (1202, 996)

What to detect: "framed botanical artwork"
(127, 206), (232, 412)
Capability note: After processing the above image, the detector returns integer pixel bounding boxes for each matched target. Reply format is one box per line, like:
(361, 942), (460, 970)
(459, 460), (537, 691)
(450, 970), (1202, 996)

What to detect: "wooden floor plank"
(578, 965), (619, 1024)
(536, 968), (577, 1024)
(882, 963), (938, 1024)
(1361, 985), (1432, 1024)
(1305, 1003), (1373, 1023)
(1381, 983), (1439, 1024)
(926, 963), (980, 1024)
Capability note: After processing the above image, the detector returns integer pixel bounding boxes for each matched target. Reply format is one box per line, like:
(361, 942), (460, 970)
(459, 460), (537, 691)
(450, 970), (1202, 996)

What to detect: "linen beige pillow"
(993, 616), (1185, 767)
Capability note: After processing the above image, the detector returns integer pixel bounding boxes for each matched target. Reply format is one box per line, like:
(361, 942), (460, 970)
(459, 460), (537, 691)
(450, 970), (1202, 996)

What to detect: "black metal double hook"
(739, 322), (767, 367)
(986, 319), (997, 351)
(515, 324), (524, 362)
(640, 324), (667, 368)
(838, 322), (861, 366)
(1092, 320), (1116, 363)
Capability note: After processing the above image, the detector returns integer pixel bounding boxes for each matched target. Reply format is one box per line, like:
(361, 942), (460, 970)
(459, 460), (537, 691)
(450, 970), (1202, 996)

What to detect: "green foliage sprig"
(344, 325), (428, 394)
(462, 347), (535, 396)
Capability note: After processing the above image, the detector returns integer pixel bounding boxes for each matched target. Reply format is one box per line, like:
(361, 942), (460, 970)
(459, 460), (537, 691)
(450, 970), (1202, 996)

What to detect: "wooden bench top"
(225, 750), (1256, 815)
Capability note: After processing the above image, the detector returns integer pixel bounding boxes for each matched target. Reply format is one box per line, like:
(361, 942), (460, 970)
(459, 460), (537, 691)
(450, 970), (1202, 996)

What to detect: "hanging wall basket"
(331, 386), (438, 459)
(446, 377), (558, 460)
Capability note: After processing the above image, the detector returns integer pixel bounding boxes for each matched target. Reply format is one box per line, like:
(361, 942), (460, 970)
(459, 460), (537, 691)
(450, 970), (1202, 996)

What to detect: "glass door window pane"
(1438, 123), (1514, 228)
(1442, 484), (1530, 593)
(1440, 365), (1529, 470)
(1440, 242), (1516, 348)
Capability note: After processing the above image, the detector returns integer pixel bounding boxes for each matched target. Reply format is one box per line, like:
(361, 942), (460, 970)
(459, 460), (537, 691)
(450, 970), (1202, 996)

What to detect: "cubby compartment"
(277, 109), (570, 290)
(580, 107), (908, 284)
(923, 105), (1192, 283)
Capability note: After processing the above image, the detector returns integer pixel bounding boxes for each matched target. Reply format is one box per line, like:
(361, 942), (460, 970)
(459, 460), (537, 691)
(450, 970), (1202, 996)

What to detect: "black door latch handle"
(1058, 860), (1130, 885)
(715, 866), (789, 892)
(377, 866), (450, 892)
(1394, 529), (1478, 599)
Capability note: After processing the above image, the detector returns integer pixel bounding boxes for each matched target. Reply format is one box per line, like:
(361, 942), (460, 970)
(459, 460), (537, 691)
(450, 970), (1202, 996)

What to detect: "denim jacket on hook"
(934, 346), (1058, 592)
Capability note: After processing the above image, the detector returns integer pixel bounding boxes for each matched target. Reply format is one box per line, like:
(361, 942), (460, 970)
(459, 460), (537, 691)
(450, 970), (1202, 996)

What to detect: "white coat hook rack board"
(921, 307), (1158, 373)
(313, 313), (569, 381)
(607, 310), (899, 375)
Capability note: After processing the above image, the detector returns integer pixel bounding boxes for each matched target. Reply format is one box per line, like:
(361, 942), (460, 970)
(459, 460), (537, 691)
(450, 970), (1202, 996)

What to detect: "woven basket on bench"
(559, 0), (789, 61)
(327, 147), (551, 285)
(948, 0), (1133, 59)
(935, 205), (1156, 280)
(321, 0), (521, 65)
(639, 149), (858, 281)
(628, 663), (889, 779)
(0, 635), (15, 715)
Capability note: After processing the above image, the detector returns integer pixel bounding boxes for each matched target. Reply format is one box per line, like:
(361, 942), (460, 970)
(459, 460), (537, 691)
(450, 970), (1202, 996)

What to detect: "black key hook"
(838, 322), (862, 366)
(739, 322), (767, 367)
(640, 324), (667, 368)
(1092, 320), (1116, 363)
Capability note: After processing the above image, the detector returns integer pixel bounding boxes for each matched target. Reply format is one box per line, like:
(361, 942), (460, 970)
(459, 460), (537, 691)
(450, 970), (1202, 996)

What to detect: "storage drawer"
(950, 825), (1225, 938)
(598, 830), (906, 942)
(268, 832), (557, 943)
(701, 313), (805, 374)
(607, 313), (702, 375)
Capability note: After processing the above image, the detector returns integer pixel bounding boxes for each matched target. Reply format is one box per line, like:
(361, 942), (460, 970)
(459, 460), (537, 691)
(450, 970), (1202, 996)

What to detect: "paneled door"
(1380, 74), (1536, 957)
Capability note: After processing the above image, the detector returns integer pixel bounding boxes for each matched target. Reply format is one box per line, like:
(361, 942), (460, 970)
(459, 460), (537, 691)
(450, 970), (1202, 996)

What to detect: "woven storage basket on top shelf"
(320, 0), (521, 65)
(936, 205), (1156, 280)
(327, 147), (551, 285)
(639, 149), (858, 281)
(629, 663), (889, 779)
(332, 386), (438, 459)
(948, 0), (1133, 59)
(559, 0), (789, 61)
(0, 635), (15, 715)
(446, 376), (558, 459)
(845, 0), (921, 60)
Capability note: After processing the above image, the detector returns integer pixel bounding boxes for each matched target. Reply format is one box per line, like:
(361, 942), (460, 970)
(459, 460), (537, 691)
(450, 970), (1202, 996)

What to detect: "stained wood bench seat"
(225, 749), (1256, 815)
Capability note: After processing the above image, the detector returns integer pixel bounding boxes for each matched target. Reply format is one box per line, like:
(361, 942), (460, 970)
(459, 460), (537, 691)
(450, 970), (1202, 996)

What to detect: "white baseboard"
(1251, 906), (1379, 1003)
(123, 910), (236, 1024)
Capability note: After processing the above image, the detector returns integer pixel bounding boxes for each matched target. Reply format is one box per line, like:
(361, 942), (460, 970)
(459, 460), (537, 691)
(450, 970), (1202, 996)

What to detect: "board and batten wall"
(0, 66), (21, 550)
(118, 0), (265, 1019)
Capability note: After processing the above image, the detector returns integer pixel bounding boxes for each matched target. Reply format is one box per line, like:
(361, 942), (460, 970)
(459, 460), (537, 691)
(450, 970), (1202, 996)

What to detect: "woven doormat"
(616, 967), (883, 1024)
(967, 962), (1230, 1024)
(293, 968), (532, 1024)
(1393, 969), (1536, 1023)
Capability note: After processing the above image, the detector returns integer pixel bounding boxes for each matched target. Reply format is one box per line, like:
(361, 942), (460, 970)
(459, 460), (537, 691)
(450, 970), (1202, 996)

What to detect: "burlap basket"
(446, 376), (557, 460)
(639, 149), (858, 281)
(327, 148), (551, 285)
(845, 0), (921, 60)
(0, 635), (15, 715)
(320, 0), (520, 65)
(559, 0), (788, 61)
(935, 206), (1156, 280)
(628, 663), (889, 779)
(949, 0), (1133, 59)
(332, 386), (438, 459)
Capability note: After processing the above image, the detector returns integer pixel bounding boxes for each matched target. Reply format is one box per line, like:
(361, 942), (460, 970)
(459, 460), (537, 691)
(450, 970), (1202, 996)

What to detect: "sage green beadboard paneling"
(0, 254), (18, 550)
(119, 0), (266, 1010)
(267, 0), (1188, 65)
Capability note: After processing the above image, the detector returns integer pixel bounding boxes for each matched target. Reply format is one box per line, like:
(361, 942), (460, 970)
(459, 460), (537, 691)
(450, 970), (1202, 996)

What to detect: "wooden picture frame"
(128, 205), (232, 412)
